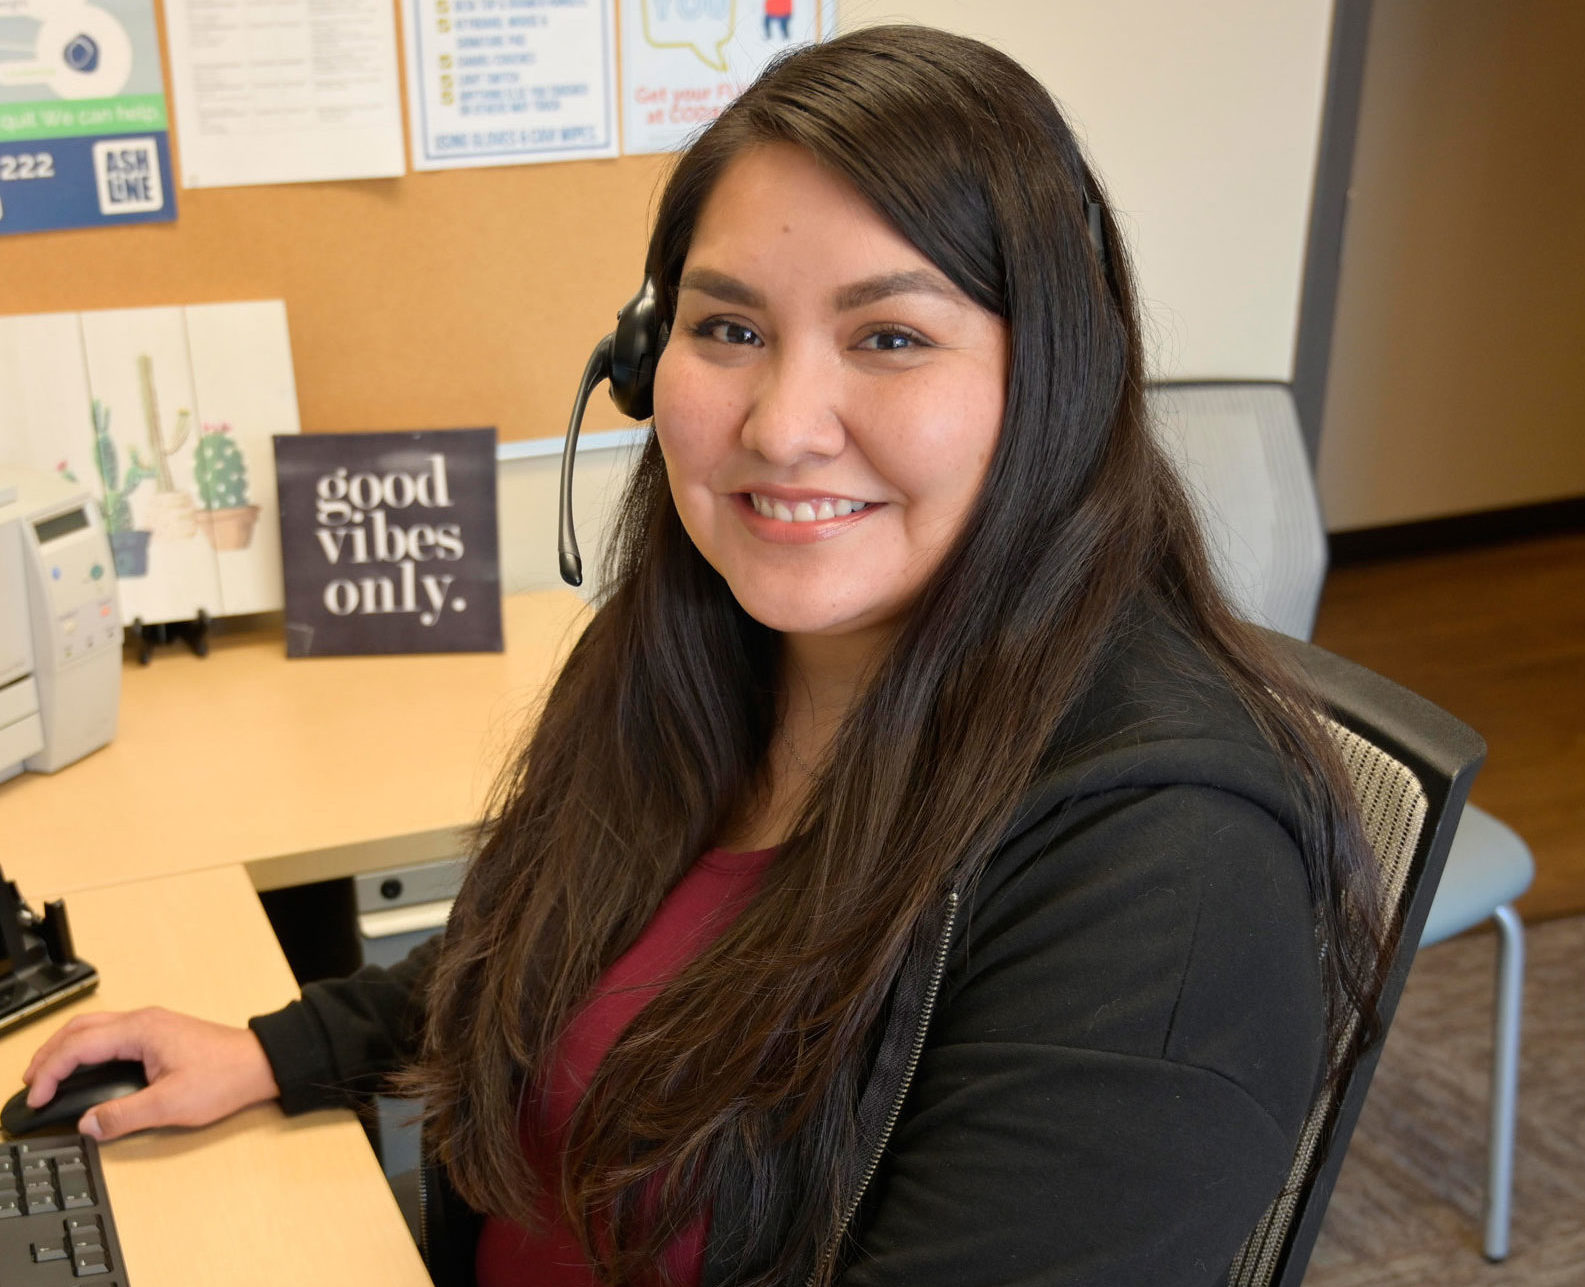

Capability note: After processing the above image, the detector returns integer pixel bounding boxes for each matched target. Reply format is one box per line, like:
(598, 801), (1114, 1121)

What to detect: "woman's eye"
(857, 329), (927, 352)
(694, 319), (761, 346)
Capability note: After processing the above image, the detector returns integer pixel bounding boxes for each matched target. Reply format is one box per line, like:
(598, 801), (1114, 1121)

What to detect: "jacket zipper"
(416, 892), (961, 1284)
(416, 1158), (431, 1263)
(808, 890), (959, 1286)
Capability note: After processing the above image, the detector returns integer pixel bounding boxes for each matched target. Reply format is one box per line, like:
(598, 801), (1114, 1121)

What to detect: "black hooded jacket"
(251, 610), (1326, 1286)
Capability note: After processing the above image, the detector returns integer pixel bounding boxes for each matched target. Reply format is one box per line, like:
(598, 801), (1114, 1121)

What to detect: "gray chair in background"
(1150, 380), (1534, 1262)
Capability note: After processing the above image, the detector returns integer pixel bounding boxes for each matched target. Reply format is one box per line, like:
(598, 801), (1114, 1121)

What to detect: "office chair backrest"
(1146, 380), (1494, 1279)
(1148, 381), (1326, 641)
(1227, 635), (1486, 1286)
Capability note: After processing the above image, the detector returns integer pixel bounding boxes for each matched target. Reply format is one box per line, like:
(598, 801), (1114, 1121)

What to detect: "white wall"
(839, 0), (1334, 382)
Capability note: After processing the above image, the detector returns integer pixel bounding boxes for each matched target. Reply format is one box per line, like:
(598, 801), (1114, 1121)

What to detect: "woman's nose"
(738, 348), (845, 465)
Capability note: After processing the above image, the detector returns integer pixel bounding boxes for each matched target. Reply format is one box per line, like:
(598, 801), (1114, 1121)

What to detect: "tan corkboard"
(0, 1), (675, 444)
(0, 154), (674, 443)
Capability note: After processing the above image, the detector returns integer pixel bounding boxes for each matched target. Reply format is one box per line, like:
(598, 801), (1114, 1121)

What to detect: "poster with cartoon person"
(765, 0), (793, 41)
(621, 0), (823, 156)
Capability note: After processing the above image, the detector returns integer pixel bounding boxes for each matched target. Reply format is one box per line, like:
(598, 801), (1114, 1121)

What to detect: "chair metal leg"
(1483, 903), (1524, 1261)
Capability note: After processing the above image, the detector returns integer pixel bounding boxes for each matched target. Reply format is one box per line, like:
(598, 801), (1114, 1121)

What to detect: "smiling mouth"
(746, 492), (871, 523)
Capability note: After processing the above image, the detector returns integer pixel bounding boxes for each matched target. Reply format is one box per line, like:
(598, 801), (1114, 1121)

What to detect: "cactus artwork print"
(193, 422), (261, 551)
(3, 300), (300, 626)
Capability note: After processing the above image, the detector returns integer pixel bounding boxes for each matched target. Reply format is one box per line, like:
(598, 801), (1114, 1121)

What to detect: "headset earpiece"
(557, 279), (669, 586)
(1085, 195), (1115, 298)
(608, 278), (669, 420)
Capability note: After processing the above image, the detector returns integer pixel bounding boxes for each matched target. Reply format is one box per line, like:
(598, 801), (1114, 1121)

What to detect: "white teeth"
(748, 493), (870, 522)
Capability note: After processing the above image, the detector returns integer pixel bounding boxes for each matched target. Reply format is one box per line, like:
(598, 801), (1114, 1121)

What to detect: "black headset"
(554, 199), (1110, 588)
(557, 279), (668, 585)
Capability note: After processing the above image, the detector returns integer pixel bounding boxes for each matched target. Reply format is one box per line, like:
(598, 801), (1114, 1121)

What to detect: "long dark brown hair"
(409, 25), (1386, 1285)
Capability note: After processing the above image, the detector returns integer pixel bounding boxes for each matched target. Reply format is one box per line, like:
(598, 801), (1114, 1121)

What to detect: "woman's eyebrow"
(677, 267), (961, 312)
(832, 269), (958, 311)
(678, 268), (763, 308)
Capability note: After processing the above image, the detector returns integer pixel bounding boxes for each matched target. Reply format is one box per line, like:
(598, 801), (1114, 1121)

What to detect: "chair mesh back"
(1226, 718), (1428, 1286)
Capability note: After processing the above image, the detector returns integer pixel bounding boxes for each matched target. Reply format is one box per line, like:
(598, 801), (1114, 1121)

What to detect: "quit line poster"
(0, 0), (175, 235)
(403, 0), (619, 171)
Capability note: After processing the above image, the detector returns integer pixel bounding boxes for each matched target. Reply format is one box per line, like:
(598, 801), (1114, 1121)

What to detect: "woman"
(23, 26), (1386, 1287)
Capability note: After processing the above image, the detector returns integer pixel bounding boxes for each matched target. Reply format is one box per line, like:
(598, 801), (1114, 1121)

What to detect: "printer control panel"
(30, 506), (121, 667)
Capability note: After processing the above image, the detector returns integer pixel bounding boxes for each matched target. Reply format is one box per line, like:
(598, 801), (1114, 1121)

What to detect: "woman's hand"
(22, 1008), (282, 1142)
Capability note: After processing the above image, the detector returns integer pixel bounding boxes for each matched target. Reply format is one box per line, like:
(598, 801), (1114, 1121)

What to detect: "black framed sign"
(273, 428), (503, 657)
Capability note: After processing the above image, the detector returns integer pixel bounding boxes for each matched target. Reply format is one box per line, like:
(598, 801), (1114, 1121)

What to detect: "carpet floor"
(1305, 914), (1585, 1285)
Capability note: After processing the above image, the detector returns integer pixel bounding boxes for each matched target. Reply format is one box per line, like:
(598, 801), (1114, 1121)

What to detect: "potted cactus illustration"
(192, 421), (261, 551)
(138, 353), (199, 541)
(85, 398), (156, 577)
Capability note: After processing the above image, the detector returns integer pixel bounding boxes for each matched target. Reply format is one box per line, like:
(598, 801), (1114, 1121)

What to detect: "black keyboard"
(0, 1135), (128, 1284)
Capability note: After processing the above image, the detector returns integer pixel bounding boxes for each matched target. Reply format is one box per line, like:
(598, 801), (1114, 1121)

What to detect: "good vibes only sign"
(273, 428), (503, 657)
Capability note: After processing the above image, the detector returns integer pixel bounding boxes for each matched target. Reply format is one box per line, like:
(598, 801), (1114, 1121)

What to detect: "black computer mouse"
(1, 1060), (149, 1137)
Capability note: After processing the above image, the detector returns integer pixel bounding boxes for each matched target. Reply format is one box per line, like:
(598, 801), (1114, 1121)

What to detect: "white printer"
(0, 468), (122, 783)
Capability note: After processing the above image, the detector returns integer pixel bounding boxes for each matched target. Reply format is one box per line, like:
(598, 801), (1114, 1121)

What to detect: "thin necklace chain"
(779, 724), (821, 781)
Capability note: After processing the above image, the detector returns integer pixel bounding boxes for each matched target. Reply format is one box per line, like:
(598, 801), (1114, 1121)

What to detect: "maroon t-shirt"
(475, 846), (776, 1287)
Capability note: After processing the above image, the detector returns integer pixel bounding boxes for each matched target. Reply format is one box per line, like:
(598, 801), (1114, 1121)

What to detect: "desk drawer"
(354, 857), (468, 969)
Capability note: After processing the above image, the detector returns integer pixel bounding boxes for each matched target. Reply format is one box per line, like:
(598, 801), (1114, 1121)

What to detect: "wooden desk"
(2, 589), (588, 897)
(0, 864), (432, 1286)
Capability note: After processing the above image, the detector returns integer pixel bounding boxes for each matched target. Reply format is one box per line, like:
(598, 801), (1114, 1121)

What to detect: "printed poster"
(0, 0), (174, 235)
(403, 0), (618, 171)
(161, 0), (405, 189)
(274, 429), (503, 658)
(621, 0), (822, 156)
